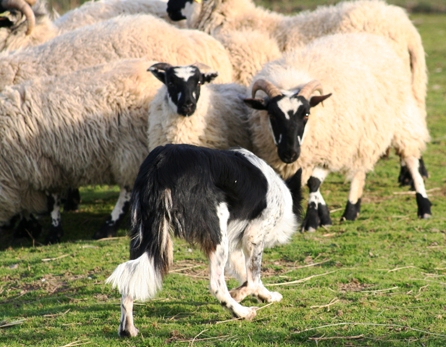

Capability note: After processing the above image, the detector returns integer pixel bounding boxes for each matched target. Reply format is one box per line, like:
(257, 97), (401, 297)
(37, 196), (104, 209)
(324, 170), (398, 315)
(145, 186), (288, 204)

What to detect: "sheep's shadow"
(0, 187), (129, 251)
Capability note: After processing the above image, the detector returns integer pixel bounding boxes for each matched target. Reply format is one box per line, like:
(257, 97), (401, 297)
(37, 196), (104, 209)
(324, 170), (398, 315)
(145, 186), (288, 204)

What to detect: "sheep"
(147, 62), (252, 152)
(0, 12), (232, 237)
(243, 33), (431, 231)
(214, 29), (282, 86)
(0, 0), (185, 52)
(167, 0), (427, 117)
(106, 143), (303, 337)
(0, 13), (233, 91)
(167, 0), (430, 217)
(0, 58), (166, 243)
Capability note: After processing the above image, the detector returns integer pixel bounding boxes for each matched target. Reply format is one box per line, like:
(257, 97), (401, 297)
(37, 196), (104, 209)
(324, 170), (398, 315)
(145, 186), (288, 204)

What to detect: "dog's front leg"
(230, 225), (282, 304)
(208, 238), (257, 320)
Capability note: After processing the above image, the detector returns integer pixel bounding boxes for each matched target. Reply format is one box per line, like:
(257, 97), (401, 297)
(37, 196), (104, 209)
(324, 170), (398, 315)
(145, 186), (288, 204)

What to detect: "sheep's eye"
(303, 113), (309, 120)
(198, 81), (202, 85)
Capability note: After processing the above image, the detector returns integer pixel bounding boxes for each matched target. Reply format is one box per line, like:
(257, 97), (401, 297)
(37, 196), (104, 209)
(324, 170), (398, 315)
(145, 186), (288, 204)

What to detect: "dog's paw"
(234, 306), (257, 321)
(267, 291), (283, 303)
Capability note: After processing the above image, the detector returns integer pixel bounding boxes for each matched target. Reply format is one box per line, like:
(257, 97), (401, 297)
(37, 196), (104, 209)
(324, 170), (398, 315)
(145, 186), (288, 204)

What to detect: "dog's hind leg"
(118, 295), (139, 337)
(225, 249), (246, 285)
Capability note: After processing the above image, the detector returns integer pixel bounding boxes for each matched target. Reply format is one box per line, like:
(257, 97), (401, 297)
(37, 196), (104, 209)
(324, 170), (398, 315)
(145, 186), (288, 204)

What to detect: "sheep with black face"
(245, 33), (431, 230)
(147, 62), (252, 152)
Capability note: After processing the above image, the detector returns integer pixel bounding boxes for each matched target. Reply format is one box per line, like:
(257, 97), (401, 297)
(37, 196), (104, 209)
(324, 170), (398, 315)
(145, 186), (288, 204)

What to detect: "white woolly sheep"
(167, 0), (427, 114)
(0, 13), (233, 91)
(243, 33), (431, 231)
(0, 0), (185, 52)
(0, 58), (162, 243)
(0, 13), (233, 241)
(147, 62), (252, 152)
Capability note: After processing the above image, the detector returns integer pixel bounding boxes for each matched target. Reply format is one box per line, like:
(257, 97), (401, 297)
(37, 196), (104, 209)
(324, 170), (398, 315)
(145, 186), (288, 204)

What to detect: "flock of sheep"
(0, 0), (432, 243)
(0, 0), (434, 336)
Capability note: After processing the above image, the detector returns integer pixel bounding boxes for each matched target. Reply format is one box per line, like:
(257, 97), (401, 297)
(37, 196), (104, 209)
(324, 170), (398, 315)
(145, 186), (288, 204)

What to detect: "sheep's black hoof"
(63, 188), (81, 212)
(46, 225), (63, 244)
(416, 193), (432, 219)
(14, 215), (42, 239)
(341, 200), (361, 221)
(3, 214), (21, 231)
(301, 202), (319, 232)
(93, 219), (118, 240)
(318, 204), (332, 227)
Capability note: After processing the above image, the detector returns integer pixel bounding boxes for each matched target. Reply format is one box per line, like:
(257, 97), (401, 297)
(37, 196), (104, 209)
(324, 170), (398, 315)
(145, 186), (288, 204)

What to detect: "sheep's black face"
(245, 91), (331, 164)
(244, 94), (310, 164)
(166, 0), (193, 21)
(268, 95), (310, 164)
(149, 63), (218, 117)
(167, 66), (202, 116)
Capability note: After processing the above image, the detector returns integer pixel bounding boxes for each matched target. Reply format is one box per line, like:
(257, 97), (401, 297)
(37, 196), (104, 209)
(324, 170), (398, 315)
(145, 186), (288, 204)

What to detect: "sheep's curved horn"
(297, 80), (323, 100)
(148, 62), (172, 72)
(1, 0), (36, 35)
(251, 79), (282, 99)
(192, 62), (212, 73)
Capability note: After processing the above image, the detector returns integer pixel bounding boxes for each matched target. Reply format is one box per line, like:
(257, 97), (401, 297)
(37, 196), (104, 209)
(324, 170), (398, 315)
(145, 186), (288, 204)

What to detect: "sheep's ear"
(192, 62), (218, 84)
(148, 63), (172, 84)
(309, 93), (332, 107)
(243, 98), (267, 110)
(202, 71), (218, 84)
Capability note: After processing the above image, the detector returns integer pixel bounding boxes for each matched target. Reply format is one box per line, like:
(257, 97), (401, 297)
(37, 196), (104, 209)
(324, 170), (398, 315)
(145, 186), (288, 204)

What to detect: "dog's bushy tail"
(107, 148), (173, 301)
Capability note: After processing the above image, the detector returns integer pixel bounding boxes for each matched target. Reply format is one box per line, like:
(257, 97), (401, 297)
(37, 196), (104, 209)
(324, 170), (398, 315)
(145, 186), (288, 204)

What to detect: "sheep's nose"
(179, 102), (196, 116)
(280, 151), (299, 164)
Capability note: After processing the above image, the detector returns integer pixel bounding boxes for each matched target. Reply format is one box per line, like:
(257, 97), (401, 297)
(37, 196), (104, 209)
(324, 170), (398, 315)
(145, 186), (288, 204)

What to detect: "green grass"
(1, 9), (446, 347)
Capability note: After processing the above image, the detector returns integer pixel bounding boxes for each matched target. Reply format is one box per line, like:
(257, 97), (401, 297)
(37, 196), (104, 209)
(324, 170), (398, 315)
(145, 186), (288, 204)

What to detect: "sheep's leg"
(63, 188), (81, 212)
(225, 249), (247, 285)
(13, 213), (42, 239)
(46, 194), (64, 244)
(118, 295), (139, 337)
(209, 204), (256, 320)
(404, 156), (432, 219)
(301, 167), (331, 232)
(398, 157), (429, 189)
(341, 171), (366, 221)
(230, 224), (282, 304)
(93, 186), (131, 239)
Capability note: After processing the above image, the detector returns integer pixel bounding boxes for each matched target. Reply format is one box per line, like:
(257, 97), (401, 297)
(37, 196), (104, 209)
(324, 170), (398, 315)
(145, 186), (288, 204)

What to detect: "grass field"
(1, 3), (446, 347)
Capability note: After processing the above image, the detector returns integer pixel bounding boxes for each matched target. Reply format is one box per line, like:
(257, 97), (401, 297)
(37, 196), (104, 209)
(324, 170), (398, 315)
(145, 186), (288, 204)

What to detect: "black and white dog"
(107, 144), (302, 337)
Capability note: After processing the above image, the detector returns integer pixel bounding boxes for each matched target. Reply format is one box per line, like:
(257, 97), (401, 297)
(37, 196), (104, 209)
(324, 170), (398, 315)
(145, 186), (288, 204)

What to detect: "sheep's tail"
(408, 30), (428, 117)
(106, 156), (173, 301)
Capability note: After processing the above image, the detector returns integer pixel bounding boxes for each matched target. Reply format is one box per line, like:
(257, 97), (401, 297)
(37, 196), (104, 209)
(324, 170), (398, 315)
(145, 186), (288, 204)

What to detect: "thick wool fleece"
(248, 33), (429, 184)
(148, 83), (252, 151)
(0, 13), (232, 91)
(185, 0), (426, 115)
(0, 0), (185, 52)
(0, 59), (160, 225)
